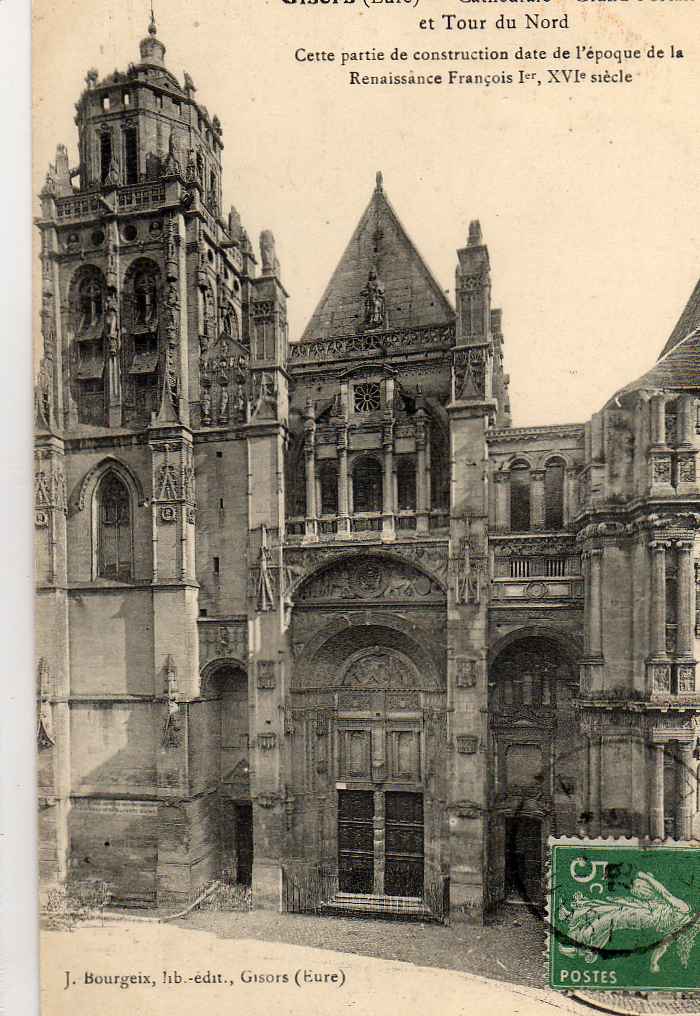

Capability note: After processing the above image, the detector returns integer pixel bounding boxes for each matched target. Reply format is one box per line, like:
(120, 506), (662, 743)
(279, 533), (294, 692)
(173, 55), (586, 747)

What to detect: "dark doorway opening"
(234, 803), (253, 886)
(385, 791), (424, 898)
(505, 816), (542, 904)
(338, 790), (374, 893)
(221, 801), (253, 886)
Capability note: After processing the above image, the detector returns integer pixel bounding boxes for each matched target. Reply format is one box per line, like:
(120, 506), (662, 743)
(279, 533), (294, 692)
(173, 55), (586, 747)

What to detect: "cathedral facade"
(35, 20), (700, 919)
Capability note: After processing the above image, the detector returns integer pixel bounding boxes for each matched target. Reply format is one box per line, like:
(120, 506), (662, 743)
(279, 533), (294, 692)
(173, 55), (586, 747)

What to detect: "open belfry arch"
(35, 17), (700, 920)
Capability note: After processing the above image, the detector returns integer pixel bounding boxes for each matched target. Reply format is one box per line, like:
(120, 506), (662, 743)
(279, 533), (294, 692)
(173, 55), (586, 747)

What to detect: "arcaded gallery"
(35, 19), (700, 920)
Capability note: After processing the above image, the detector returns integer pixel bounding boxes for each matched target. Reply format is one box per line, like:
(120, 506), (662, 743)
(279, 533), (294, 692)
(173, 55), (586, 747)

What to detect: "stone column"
(494, 472), (509, 532)
(416, 412), (429, 533)
(649, 541), (669, 658)
(588, 549), (603, 658)
(676, 540), (694, 658)
(649, 742), (666, 840)
(649, 394), (674, 493)
(565, 467), (578, 527)
(530, 469), (546, 530)
(650, 393), (667, 446)
(676, 396), (698, 493)
(382, 417), (395, 540)
(336, 425), (350, 535)
(676, 742), (696, 840)
(304, 407), (317, 541)
(678, 396), (695, 446)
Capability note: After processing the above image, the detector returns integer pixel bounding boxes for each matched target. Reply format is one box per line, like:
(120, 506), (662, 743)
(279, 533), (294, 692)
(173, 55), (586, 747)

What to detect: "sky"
(32, 0), (700, 426)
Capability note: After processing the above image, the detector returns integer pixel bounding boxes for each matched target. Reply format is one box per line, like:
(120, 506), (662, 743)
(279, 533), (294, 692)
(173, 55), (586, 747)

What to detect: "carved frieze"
(386, 691), (421, 711)
(287, 323), (454, 364)
(490, 706), (555, 730)
(284, 543), (449, 597)
(342, 649), (438, 691)
(337, 690), (373, 711)
(296, 557), (443, 602)
(492, 537), (576, 558)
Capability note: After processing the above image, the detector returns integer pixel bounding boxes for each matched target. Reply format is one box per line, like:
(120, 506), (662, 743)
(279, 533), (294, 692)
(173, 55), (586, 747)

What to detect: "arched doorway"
(487, 634), (580, 907)
(287, 554), (448, 912)
(201, 662), (252, 887)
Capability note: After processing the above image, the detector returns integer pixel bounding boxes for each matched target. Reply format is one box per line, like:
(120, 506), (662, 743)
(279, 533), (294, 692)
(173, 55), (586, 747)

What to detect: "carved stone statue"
(218, 385), (229, 423)
(104, 290), (120, 354)
(185, 148), (197, 182)
(201, 385), (212, 425)
(362, 269), (385, 329)
(260, 230), (280, 277)
(162, 130), (180, 176)
(43, 166), (57, 196)
(105, 154), (121, 188)
(165, 281), (180, 341)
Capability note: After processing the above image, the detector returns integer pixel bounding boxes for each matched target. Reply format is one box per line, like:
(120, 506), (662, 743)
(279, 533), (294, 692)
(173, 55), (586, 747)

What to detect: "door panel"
(385, 792), (424, 898)
(505, 816), (542, 903)
(338, 790), (374, 893)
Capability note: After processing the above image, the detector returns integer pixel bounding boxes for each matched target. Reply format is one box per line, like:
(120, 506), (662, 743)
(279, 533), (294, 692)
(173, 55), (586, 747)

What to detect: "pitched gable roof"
(301, 173), (454, 341)
(658, 277), (700, 359)
(609, 326), (700, 406)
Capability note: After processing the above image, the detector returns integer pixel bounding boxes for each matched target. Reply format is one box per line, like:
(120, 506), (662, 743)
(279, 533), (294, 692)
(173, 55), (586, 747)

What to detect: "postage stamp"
(548, 839), (700, 992)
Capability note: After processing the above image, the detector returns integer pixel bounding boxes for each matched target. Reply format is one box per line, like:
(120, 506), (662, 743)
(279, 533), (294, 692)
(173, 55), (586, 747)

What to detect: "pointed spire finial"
(149, 4), (157, 35)
(468, 220), (483, 247)
(375, 170), (384, 193)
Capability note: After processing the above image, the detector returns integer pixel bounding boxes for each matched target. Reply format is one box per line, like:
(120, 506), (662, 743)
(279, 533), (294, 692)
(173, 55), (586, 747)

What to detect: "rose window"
(353, 382), (381, 413)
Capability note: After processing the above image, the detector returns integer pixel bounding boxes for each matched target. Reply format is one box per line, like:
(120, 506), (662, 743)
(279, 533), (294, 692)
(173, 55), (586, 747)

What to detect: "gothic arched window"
(352, 457), (383, 513)
(544, 458), (566, 531)
(78, 276), (103, 334)
(97, 473), (132, 580)
(319, 461), (338, 515)
(134, 268), (158, 329)
(397, 457), (417, 511)
(510, 460), (531, 532)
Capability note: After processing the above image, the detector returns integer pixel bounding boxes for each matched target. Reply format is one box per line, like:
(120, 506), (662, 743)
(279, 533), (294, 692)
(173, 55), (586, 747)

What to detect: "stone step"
(322, 892), (435, 920)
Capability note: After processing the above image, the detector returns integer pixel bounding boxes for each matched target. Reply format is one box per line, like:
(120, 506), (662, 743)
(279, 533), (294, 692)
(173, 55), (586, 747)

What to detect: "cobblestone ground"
(178, 903), (549, 989)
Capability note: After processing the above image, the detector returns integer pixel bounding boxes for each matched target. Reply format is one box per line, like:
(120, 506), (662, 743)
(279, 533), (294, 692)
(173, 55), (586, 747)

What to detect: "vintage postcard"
(28, 0), (699, 1013)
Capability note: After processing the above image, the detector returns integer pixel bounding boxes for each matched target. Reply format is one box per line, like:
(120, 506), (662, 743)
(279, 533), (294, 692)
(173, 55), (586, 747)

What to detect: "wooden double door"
(338, 789), (424, 898)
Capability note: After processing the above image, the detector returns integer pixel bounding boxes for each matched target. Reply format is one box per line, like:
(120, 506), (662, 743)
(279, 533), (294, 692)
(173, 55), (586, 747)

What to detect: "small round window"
(91, 229), (105, 247)
(123, 224), (138, 242)
(353, 382), (381, 414)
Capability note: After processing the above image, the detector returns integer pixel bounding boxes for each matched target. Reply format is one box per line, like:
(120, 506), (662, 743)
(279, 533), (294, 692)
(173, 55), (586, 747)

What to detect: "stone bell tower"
(34, 15), (264, 905)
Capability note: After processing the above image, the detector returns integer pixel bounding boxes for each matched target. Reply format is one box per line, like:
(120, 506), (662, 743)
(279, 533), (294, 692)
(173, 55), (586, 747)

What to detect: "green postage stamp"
(548, 840), (700, 992)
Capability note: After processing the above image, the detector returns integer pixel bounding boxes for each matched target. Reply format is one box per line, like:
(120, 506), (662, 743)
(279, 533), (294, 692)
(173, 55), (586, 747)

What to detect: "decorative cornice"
(288, 323), (455, 366)
(487, 424), (585, 444)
